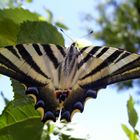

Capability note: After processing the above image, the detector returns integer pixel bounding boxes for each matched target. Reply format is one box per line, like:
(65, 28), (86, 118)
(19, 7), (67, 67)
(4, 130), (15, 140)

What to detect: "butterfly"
(0, 43), (140, 122)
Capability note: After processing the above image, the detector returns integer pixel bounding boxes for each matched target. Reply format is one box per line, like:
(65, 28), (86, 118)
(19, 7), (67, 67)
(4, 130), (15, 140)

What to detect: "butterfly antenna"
(78, 30), (94, 41)
(60, 28), (74, 42)
(75, 30), (94, 75)
(74, 30), (93, 49)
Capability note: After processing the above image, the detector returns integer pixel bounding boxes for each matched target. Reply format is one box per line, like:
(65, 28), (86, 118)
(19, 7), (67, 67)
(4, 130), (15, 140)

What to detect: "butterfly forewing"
(78, 46), (140, 89)
(0, 44), (66, 86)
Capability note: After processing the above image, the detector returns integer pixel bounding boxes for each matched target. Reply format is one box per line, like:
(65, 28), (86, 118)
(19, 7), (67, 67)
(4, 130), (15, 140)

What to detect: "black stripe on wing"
(0, 65), (17, 78)
(81, 49), (123, 80)
(15, 44), (49, 79)
(32, 44), (43, 56)
(78, 46), (101, 68)
(56, 45), (66, 57)
(113, 56), (140, 75)
(79, 46), (88, 54)
(114, 51), (131, 63)
(42, 44), (59, 68)
(6, 46), (21, 59)
(80, 49), (140, 89)
(82, 66), (140, 90)
(96, 47), (109, 58)
(0, 54), (44, 86)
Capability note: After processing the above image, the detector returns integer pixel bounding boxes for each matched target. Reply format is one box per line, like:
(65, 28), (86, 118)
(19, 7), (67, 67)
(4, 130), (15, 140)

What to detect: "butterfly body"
(0, 43), (140, 122)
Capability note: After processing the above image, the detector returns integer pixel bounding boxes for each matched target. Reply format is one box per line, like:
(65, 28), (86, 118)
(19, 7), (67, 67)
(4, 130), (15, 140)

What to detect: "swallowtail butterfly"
(0, 43), (140, 122)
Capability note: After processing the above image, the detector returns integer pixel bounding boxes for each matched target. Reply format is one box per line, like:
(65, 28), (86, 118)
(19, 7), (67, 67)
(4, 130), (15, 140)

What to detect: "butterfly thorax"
(56, 43), (79, 90)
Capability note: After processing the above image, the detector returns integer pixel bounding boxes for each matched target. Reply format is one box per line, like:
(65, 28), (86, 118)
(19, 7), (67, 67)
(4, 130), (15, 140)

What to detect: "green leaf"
(0, 19), (20, 46)
(55, 22), (69, 30)
(0, 8), (64, 47)
(0, 8), (40, 24)
(47, 123), (55, 134)
(45, 9), (53, 23)
(0, 99), (43, 140)
(0, 8), (40, 46)
(17, 21), (64, 46)
(11, 79), (26, 99)
(127, 96), (138, 128)
(0, 77), (44, 140)
(26, 0), (33, 3)
(121, 124), (139, 140)
(61, 133), (86, 140)
(134, 129), (139, 136)
(41, 123), (56, 140)
(0, 92), (9, 105)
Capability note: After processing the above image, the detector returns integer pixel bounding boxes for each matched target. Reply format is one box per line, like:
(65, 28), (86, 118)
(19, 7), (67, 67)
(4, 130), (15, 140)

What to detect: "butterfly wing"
(78, 46), (140, 89)
(0, 43), (65, 86)
(1, 43), (140, 122)
(61, 45), (140, 121)
(0, 44), (66, 122)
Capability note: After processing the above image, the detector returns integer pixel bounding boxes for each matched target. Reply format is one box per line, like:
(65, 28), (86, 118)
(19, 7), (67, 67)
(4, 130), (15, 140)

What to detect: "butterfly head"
(66, 42), (80, 56)
(70, 42), (80, 49)
(70, 42), (77, 47)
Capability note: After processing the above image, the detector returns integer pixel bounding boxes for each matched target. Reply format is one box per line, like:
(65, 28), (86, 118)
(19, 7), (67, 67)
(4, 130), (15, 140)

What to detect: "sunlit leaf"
(0, 92), (9, 105)
(0, 8), (40, 24)
(0, 19), (19, 46)
(0, 8), (40, 46)
(17, 21), (64, 46)
(45, 9), (53, 23)
(26, 0), (33, 3)
(0, 98), (43, 140)
(127, 96), (138, 128)
(0, 75), (44, 140)
(11, 79), (26, 99)
(55, 22), (69, 30)
(0, 8), (64, 47)
(121, 124), (139, 140)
